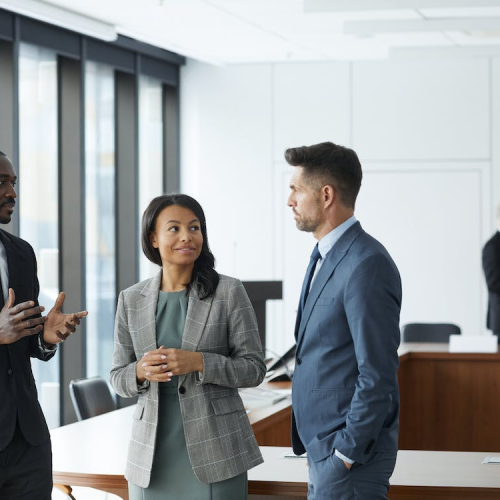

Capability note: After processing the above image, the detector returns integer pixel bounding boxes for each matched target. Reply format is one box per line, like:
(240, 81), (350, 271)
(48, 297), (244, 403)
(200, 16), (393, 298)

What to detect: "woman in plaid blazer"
(110, 194), (266, 499)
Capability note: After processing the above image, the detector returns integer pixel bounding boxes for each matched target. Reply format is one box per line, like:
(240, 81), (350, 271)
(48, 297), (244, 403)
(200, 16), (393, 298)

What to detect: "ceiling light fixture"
(390, 44), (500, 59)
(344, 17), (500, 36)
(0, 0), (117, 41)
(305, 0), (500, 12)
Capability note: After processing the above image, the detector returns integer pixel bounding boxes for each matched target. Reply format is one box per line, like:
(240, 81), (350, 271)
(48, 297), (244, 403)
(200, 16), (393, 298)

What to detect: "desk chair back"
(69, 376), (116, 421)
(401, 323), (461, 343)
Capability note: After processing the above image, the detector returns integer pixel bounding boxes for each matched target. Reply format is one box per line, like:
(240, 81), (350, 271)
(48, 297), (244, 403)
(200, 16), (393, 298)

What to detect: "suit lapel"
(137, 270), (162, 354)
(0, 230), (24, 358)
(0, 230), (20, 292)
(296, 222), (364, 350)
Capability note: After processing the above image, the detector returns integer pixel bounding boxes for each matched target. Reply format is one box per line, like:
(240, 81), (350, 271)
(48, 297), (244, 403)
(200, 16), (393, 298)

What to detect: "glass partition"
(18, 42), (60, 428)
(85, 61), (116, 381)
(139, 75), (164, 281)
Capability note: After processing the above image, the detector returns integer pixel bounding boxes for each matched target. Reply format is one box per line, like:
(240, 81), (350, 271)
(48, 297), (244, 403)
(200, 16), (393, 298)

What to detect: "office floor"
(52, 489), (291, 499)
(53, 486), (121, 499)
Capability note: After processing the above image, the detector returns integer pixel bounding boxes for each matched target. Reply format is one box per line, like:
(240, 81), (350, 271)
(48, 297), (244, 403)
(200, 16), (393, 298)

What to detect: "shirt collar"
(317, 215), (357, 260)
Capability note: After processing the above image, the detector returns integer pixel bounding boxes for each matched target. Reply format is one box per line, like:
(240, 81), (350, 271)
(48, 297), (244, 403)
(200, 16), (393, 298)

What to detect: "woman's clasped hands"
(136, 345), (204, 383)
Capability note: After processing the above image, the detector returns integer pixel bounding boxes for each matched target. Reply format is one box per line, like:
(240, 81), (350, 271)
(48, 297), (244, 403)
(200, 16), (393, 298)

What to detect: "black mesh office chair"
(401, 323), (461, 343)
(69, 376), (116, 421)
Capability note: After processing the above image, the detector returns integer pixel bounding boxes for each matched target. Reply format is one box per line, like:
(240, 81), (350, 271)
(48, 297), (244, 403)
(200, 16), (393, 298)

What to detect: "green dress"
(128, 289), (248, 500)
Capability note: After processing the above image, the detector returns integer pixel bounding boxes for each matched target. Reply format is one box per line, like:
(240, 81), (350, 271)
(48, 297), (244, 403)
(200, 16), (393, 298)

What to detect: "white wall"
(181, 57), (498, 356)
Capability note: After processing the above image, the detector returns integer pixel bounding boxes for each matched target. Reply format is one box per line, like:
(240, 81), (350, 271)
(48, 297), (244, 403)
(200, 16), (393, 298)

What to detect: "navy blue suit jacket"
(482, 231), (500, 332)
(291, 222), (401, 464)
(0, 229), (55, 451)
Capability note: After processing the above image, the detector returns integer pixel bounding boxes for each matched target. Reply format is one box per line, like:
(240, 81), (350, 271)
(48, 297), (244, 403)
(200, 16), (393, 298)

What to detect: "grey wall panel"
(0, 9), (14, 41)
(114, 35), (184, 65)
(0, 41), (14, 157)
(58, 56), (85, 424)
(164, 85), (180, 193)
(0, 38), (17, 235)
(115, 71), (138, 294)
(141, 55), (178, 86)
(87, 39), (134, 72)
(20, 17), (80, 58)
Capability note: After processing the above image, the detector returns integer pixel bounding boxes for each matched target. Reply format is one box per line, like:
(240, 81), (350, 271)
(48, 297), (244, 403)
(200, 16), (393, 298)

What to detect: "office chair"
(69, 376), (116, 421)
(401, 323), (461, 343)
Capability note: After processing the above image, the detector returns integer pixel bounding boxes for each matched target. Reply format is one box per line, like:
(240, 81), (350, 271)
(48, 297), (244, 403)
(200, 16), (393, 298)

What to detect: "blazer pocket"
(315, 297), (334, 306)
(211, 395), (246, 415)
(133, 403), (145, 420)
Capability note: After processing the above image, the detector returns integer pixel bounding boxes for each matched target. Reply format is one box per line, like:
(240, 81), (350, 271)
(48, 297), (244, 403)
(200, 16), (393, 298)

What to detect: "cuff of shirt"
(38, 334), (57, 352)
(136, 379), (150, 392)
(335, 449), (355, 464)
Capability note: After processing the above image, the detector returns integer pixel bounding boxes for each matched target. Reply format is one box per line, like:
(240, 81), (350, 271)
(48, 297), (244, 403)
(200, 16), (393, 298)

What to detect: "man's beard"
(295, 209), (321, 233)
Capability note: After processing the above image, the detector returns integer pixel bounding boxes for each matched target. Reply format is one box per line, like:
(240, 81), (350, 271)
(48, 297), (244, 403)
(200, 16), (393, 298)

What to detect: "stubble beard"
(295, 210), (321, 233)
(294, 191), (323, 233)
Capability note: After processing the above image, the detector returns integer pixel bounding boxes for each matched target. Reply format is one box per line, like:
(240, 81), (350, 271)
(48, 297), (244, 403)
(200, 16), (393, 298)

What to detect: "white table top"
(250, 447), (500, 489)
(397, 342), (449, 356)
(52, 405), (132, 477)
(51, 407), (500, 490)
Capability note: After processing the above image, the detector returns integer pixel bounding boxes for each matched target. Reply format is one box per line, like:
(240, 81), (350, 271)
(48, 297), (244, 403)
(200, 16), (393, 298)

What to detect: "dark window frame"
(0, 7), (184, 423)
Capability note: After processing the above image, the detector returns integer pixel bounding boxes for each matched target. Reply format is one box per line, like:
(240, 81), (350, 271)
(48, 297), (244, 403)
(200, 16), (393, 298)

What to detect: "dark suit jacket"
(0, 228), (55, 451)
(482, 231), (500, 332)
(291, 222), (402, 465)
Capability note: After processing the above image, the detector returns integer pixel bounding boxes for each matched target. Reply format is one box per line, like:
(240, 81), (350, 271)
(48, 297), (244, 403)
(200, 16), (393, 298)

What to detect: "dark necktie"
(0, 268), (4, 310)
(299, 244), (321, 314)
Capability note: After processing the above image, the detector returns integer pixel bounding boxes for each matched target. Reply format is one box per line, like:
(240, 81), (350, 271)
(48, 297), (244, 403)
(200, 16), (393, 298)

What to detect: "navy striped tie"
(299, 244), (321, 314)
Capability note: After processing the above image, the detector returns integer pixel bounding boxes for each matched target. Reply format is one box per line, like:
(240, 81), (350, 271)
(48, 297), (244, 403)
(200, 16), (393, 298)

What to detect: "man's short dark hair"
(284, 141), (362, 209)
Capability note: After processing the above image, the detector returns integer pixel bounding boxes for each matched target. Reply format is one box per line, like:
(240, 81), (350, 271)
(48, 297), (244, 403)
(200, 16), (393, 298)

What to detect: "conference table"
(51, 405), (500, 499)
(51, 343), (500, 499)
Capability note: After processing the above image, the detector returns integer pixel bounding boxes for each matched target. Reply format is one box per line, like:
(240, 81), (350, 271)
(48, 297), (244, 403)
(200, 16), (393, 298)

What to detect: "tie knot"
(310, 244), (321, 263)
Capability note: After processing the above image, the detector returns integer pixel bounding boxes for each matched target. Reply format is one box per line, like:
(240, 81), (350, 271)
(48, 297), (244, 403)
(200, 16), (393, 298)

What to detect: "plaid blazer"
(110, 271), (266, 488)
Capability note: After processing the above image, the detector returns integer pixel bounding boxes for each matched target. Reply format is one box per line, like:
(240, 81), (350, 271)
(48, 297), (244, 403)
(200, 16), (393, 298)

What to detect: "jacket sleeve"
(337, 253), (401, 463)
(198, 280), (267, 389)
(110, 291), (150, 398)
(483, 239), (500, 294)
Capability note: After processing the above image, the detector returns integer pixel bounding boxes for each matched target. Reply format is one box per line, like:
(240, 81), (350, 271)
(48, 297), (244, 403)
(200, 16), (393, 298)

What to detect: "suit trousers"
(307, 451), (397, 500)
(0, 421), (52, 500)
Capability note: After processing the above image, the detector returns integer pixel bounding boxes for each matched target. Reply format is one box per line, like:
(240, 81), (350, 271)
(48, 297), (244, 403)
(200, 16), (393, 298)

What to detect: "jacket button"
(296, 358), (302, 365)
(178, 386), (186, 394)
(7, 368), (13, 376)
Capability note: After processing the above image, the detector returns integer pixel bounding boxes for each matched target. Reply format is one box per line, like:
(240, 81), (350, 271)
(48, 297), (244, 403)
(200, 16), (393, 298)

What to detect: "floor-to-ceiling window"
(85, 62), (116, 381)
(18, 42), (60, 428)
(139, 75), (164, 281)
(0, 8), (182, 424)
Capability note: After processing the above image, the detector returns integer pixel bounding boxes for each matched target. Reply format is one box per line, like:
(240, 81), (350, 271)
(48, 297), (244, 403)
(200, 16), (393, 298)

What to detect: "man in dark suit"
(0, 151), (87, 499)
(286, 142), (402, 500)
(482, 207), (500, 340)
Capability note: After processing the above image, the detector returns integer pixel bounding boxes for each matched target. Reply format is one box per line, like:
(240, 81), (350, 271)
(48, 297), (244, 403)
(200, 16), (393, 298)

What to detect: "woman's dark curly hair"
(142, 194), (219, 299)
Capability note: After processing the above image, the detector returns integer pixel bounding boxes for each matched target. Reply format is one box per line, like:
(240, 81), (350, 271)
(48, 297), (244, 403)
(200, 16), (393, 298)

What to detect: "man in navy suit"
(482, 206), (500, 340)
(286, 142), (401, 500)
(0, 151), (87, 499)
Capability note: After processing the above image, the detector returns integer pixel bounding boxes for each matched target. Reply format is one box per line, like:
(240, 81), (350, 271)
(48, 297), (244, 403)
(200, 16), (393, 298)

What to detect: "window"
(85, 62), (116, 381)
(18, 43), (60, 428)
(139, 75), (164, 280)
(0, 10), (182, 424)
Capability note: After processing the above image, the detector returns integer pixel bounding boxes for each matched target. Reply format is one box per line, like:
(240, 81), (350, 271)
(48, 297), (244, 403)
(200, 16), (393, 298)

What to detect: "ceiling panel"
(25, 0), (500, 63)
